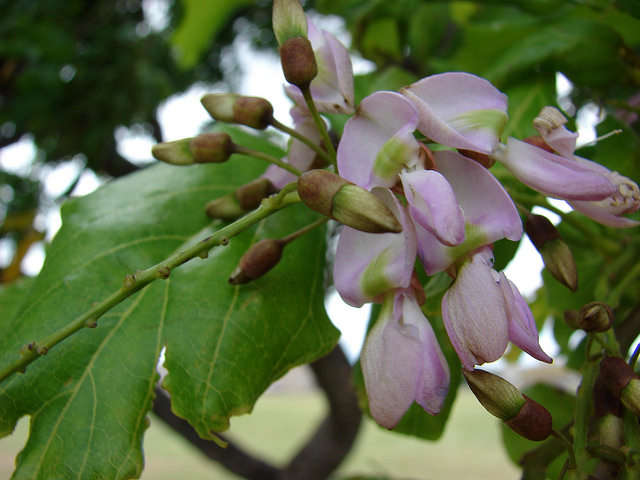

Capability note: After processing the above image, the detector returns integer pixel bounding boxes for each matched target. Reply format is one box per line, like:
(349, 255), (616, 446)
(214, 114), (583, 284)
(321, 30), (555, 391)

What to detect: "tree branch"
(151, 345), (362, 480)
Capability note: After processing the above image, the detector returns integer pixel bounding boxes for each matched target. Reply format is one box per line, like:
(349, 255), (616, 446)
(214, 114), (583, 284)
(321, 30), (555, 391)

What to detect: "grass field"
(0, 387), (519, 480)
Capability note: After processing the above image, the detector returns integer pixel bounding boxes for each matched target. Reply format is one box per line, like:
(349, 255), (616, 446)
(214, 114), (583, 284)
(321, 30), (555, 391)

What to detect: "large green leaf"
(0, 148), (338, 478)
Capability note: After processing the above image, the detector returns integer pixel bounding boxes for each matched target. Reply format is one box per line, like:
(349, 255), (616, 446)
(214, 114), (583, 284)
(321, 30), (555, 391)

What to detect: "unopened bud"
(578, 302), (614, 333)
(201, 94), (274, 130)
(297, 170), (402, 233)
(563, 309), (579, 329)
(272, 0), (307, 45)
(463, 369), (552, 441)
(593, 378), (624, 419)
(279, 36), (318, 90)
(152, 138), (193, 165)
(525, 214), (577, 291)
(236, 178), (278, 210)
(229, 239), (285, 284)
(205, 194), (246, 221)
(463, 369), (525, 421)
(189, 132), (234, 163)
(600, 356), (640, 416)
(598, 414), (625, 449)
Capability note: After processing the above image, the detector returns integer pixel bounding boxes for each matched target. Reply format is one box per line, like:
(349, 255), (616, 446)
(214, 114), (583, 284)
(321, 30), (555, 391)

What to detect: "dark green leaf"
(0, 140), (338, 478)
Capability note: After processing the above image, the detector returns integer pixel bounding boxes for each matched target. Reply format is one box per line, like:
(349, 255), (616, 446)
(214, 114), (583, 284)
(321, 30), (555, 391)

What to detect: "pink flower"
(442, 248), (551, 370)
(493, 138), (640, 227)
(414, 150), (522, 275)
(333, 188), (416, 307)
(401, 72), (508, 154)
(337, 91), (421, 190)
(361, 289), (450, 429)
(285, 19), (354, 114)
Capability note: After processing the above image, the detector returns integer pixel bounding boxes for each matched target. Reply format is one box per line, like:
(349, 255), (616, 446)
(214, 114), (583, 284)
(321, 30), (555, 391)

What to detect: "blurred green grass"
(0, 387), (519, 480)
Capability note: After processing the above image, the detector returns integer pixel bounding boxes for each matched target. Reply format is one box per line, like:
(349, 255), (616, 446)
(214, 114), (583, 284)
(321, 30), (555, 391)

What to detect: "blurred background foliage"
(2, 0), (640, 474)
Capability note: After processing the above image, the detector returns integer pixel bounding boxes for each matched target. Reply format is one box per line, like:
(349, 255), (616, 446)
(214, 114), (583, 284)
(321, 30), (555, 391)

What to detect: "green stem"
(270, 117), (334, 166)
(0, 190), (301, 384)
(233, 145), (302, 176)
(301, 88), (337, 165)
(567, 336), (600, 480)
(281, 217), (328, 244)
(552, 429), (577, 470)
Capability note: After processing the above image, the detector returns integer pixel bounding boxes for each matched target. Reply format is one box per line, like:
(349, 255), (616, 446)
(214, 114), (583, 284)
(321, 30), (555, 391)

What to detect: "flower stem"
(567, 336), (600, 480)
(270, 117), (334, 166)
(281, 217), (328, 244)
(0, 189), (301, 384)
(233, 145), (302, 176)
(301, 87), (337, 165)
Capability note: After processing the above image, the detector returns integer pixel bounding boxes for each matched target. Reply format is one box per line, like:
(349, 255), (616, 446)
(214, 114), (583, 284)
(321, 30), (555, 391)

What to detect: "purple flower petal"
(362, 291), (449, 428)
(494, 138), (617, 201)
(333, 188), (417, 307)
(338, 91), (420, 189)
(402, 72), (508, 154)
(400, 169), (465, 246)
(500, 274), (552, 364)
(442, 252), (509, 370)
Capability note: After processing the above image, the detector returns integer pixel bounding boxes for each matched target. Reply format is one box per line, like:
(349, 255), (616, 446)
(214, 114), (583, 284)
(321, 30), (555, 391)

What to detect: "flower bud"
(205, 194), (246, 221)
(279, 36), (318, 90)
(297, 170), (402, 233)
(235, 178), (278, 211)
(189, 132), (234, 163)
(525, 214), (577, 291)
(272, 0), (307, 46)
(201, 94), (274, 130)
(152, 138), (194, 165)
(600, 356), (640, 417)
(577, 302), (614, 333)
(463, 369), (552, 441)
(229, 239), (285, 284)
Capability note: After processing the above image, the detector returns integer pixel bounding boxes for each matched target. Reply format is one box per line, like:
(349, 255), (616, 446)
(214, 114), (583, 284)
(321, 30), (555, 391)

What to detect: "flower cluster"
(263, 13), (639, 429)
(157, 0), (640, 431)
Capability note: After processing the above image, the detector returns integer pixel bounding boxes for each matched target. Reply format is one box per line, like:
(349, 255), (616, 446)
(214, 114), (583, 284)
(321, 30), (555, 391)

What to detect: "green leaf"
(172, 0), (255, 69)
(0, 146), (338, 477)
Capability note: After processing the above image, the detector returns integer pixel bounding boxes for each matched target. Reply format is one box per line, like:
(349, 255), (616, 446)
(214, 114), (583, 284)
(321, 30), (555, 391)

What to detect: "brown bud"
(464, 369), (551, 441)
(235, 178), (278, 210)
(600, 356), (637, 398)
(229, 239), (285, 284)
(578, 302), (614, 333)
(525, 214), (577, 291)
(504, 395), (553, 442)
(563, 309), (579, 329)
(297, 170), (402, 233)
(279, 36), (318, 90)
(205, 194), (246, 221)
(151, 138), (194, 165)
(189, 132), (234, 163)
(593, 378), (624, 419)
(201, 94), (274, 130)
